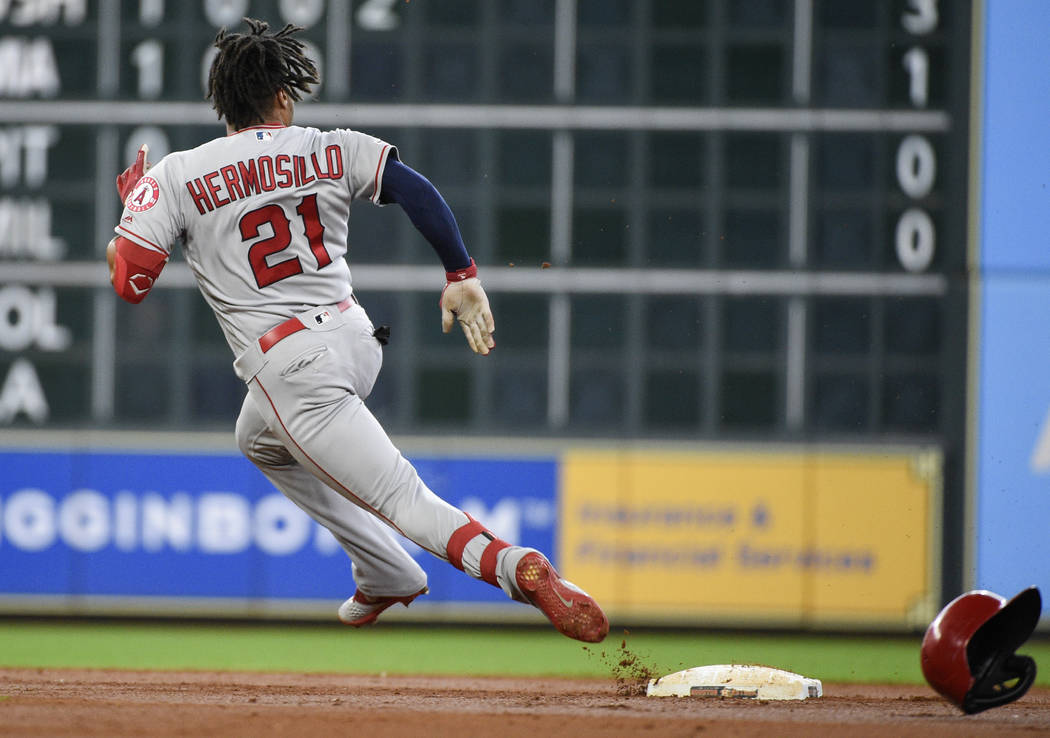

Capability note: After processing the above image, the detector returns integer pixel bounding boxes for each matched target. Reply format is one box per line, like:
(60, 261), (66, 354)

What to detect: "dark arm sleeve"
(379, 158), (472, 272)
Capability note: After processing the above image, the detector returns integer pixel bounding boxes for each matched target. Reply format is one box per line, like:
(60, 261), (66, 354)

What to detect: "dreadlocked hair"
(207, 18), (319, 131)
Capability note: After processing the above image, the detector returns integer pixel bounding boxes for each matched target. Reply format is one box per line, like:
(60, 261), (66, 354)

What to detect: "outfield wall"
(0, 432), (941, 630)
(971, 0), (1050, 618)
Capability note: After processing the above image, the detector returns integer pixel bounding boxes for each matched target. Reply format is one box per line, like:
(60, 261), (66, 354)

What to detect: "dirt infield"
(1, 668), (1048, 737)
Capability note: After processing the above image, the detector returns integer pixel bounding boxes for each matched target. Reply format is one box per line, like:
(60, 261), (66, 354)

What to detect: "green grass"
(1, 621), (1048, 685)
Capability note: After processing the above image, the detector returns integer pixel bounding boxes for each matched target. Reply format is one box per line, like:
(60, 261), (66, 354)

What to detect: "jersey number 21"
(239, 193), (331, 288)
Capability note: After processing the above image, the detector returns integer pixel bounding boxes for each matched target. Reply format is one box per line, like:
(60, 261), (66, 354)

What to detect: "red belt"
(258, 297), (354, 353)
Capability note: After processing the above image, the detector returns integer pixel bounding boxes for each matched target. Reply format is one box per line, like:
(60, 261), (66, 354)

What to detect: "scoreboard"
(0, 0), (971, 449)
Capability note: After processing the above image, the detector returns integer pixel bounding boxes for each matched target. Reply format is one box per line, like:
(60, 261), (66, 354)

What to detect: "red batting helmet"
(920, 586), (1041, 714)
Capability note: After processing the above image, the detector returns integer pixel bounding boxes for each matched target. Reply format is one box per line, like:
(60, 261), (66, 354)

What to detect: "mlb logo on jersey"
(256, 130), (273, 141)
(315, 310), (332, 325)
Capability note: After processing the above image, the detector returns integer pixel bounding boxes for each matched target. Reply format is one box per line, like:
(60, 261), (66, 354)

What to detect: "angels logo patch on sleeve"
(126, 176), (160, 212)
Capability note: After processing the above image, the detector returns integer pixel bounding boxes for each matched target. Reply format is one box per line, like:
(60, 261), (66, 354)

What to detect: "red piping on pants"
(253, 376), (444, 556)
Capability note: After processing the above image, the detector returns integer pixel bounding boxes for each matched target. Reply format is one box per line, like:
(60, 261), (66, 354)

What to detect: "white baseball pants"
(232, 299), (529, 601)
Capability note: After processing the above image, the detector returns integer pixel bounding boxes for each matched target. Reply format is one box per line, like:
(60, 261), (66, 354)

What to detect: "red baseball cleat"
(515, 553), (609, 643)
(338, 587), (428, 627)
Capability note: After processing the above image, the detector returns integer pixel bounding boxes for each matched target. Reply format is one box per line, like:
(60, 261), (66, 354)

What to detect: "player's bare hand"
(116, 144), (152, 204)
(440, 277), (495, 355)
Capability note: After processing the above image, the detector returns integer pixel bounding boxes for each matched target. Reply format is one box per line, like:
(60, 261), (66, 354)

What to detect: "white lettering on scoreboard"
(0, 125), (58, 187)
(0, 125), (68, 425)
(0, 199), (65, 260)
(895, 0), (939, 273)
(0, 0), (87, 418)
(0, 37), (59, 97)
(0, 0), (87, 97)
(0, 0), (87, 26)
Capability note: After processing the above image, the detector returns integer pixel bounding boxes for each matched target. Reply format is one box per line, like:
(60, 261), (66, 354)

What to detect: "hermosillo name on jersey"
(185, 145), (345, 215)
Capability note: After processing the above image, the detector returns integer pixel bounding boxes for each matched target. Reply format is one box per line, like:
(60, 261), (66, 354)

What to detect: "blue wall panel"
(976, 279), (1050, 604)
(975, 0), (1050, 613)
(0, 449), (556, 610)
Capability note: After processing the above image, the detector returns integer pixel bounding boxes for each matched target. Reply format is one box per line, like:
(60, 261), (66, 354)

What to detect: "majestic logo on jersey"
(126, 176), (160, 212)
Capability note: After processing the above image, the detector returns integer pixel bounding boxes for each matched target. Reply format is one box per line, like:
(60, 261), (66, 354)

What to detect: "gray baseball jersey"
(113, 123), (536, 612)
(115, 123), (396, 355)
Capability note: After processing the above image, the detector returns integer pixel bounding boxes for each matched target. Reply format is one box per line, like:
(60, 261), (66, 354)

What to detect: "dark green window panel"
(647, 209), (705, 266)
(491, 295), (550, 349)
(53, 201), (96, 259)
(882, 373), (940, 432)
(816, 42), (880, 107)
(652, 0), (708, 28)
(23, 359), (88, 423)
(115, 291), (177, 347)
(496, 206), (551, 264)
(572, 296), (627, 348)
(351, 44), (404, 101)
(498, 44), (554, 103)
(884, 298), (941, 356)
(728, 0), (789, 28)
(416, 368), (471, 421)
(424, 0), (481, 26)
(570, 369), (625, 427)
(577, 44), (633, 103)
(727, 45), (786, 105)
(644, 296), (703, 350)
(418, 130), (479, 187)
(498, 131), (552, 187)
(726, 133), (782, 189)
(575, 132), (630, 187)
(722, 298), (780, 352)
(191, 296), (229, 349)
(492, 367), (547, 425)
(813, 298), (872, 355)
(579, 0), (633, 27)
(357, 293), (402, 340)
(813, 372), (870, 431)
(816, 134), (876, 191)
(815, 209), (875, 268)
(721, 209), (782, 267)
(348, 199), (403, 264)
(500, 0), (555, 25)
(52, 127), (97, 174)
(651, 46), (708, 104)
(720, 370), (778, 428)
(191, 366), (245, 421)
(645, 369), (701, 428)
(648, 132), (705, 188)
(424, 44), (481, 101)
(817, 0), (879, 28)
(572, 208), (628, 265)
(52, 288), (93, 344)
(116, 362), (171, 419)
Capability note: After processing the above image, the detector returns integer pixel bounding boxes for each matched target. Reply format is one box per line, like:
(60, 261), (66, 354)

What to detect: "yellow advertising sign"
(559, 449), (940, 627)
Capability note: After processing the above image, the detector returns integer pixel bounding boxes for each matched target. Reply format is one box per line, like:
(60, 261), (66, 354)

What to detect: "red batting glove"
(116, 144), (151, 204)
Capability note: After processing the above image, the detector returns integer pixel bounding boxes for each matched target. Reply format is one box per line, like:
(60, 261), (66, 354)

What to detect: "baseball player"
(105, 19), (608, 643)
